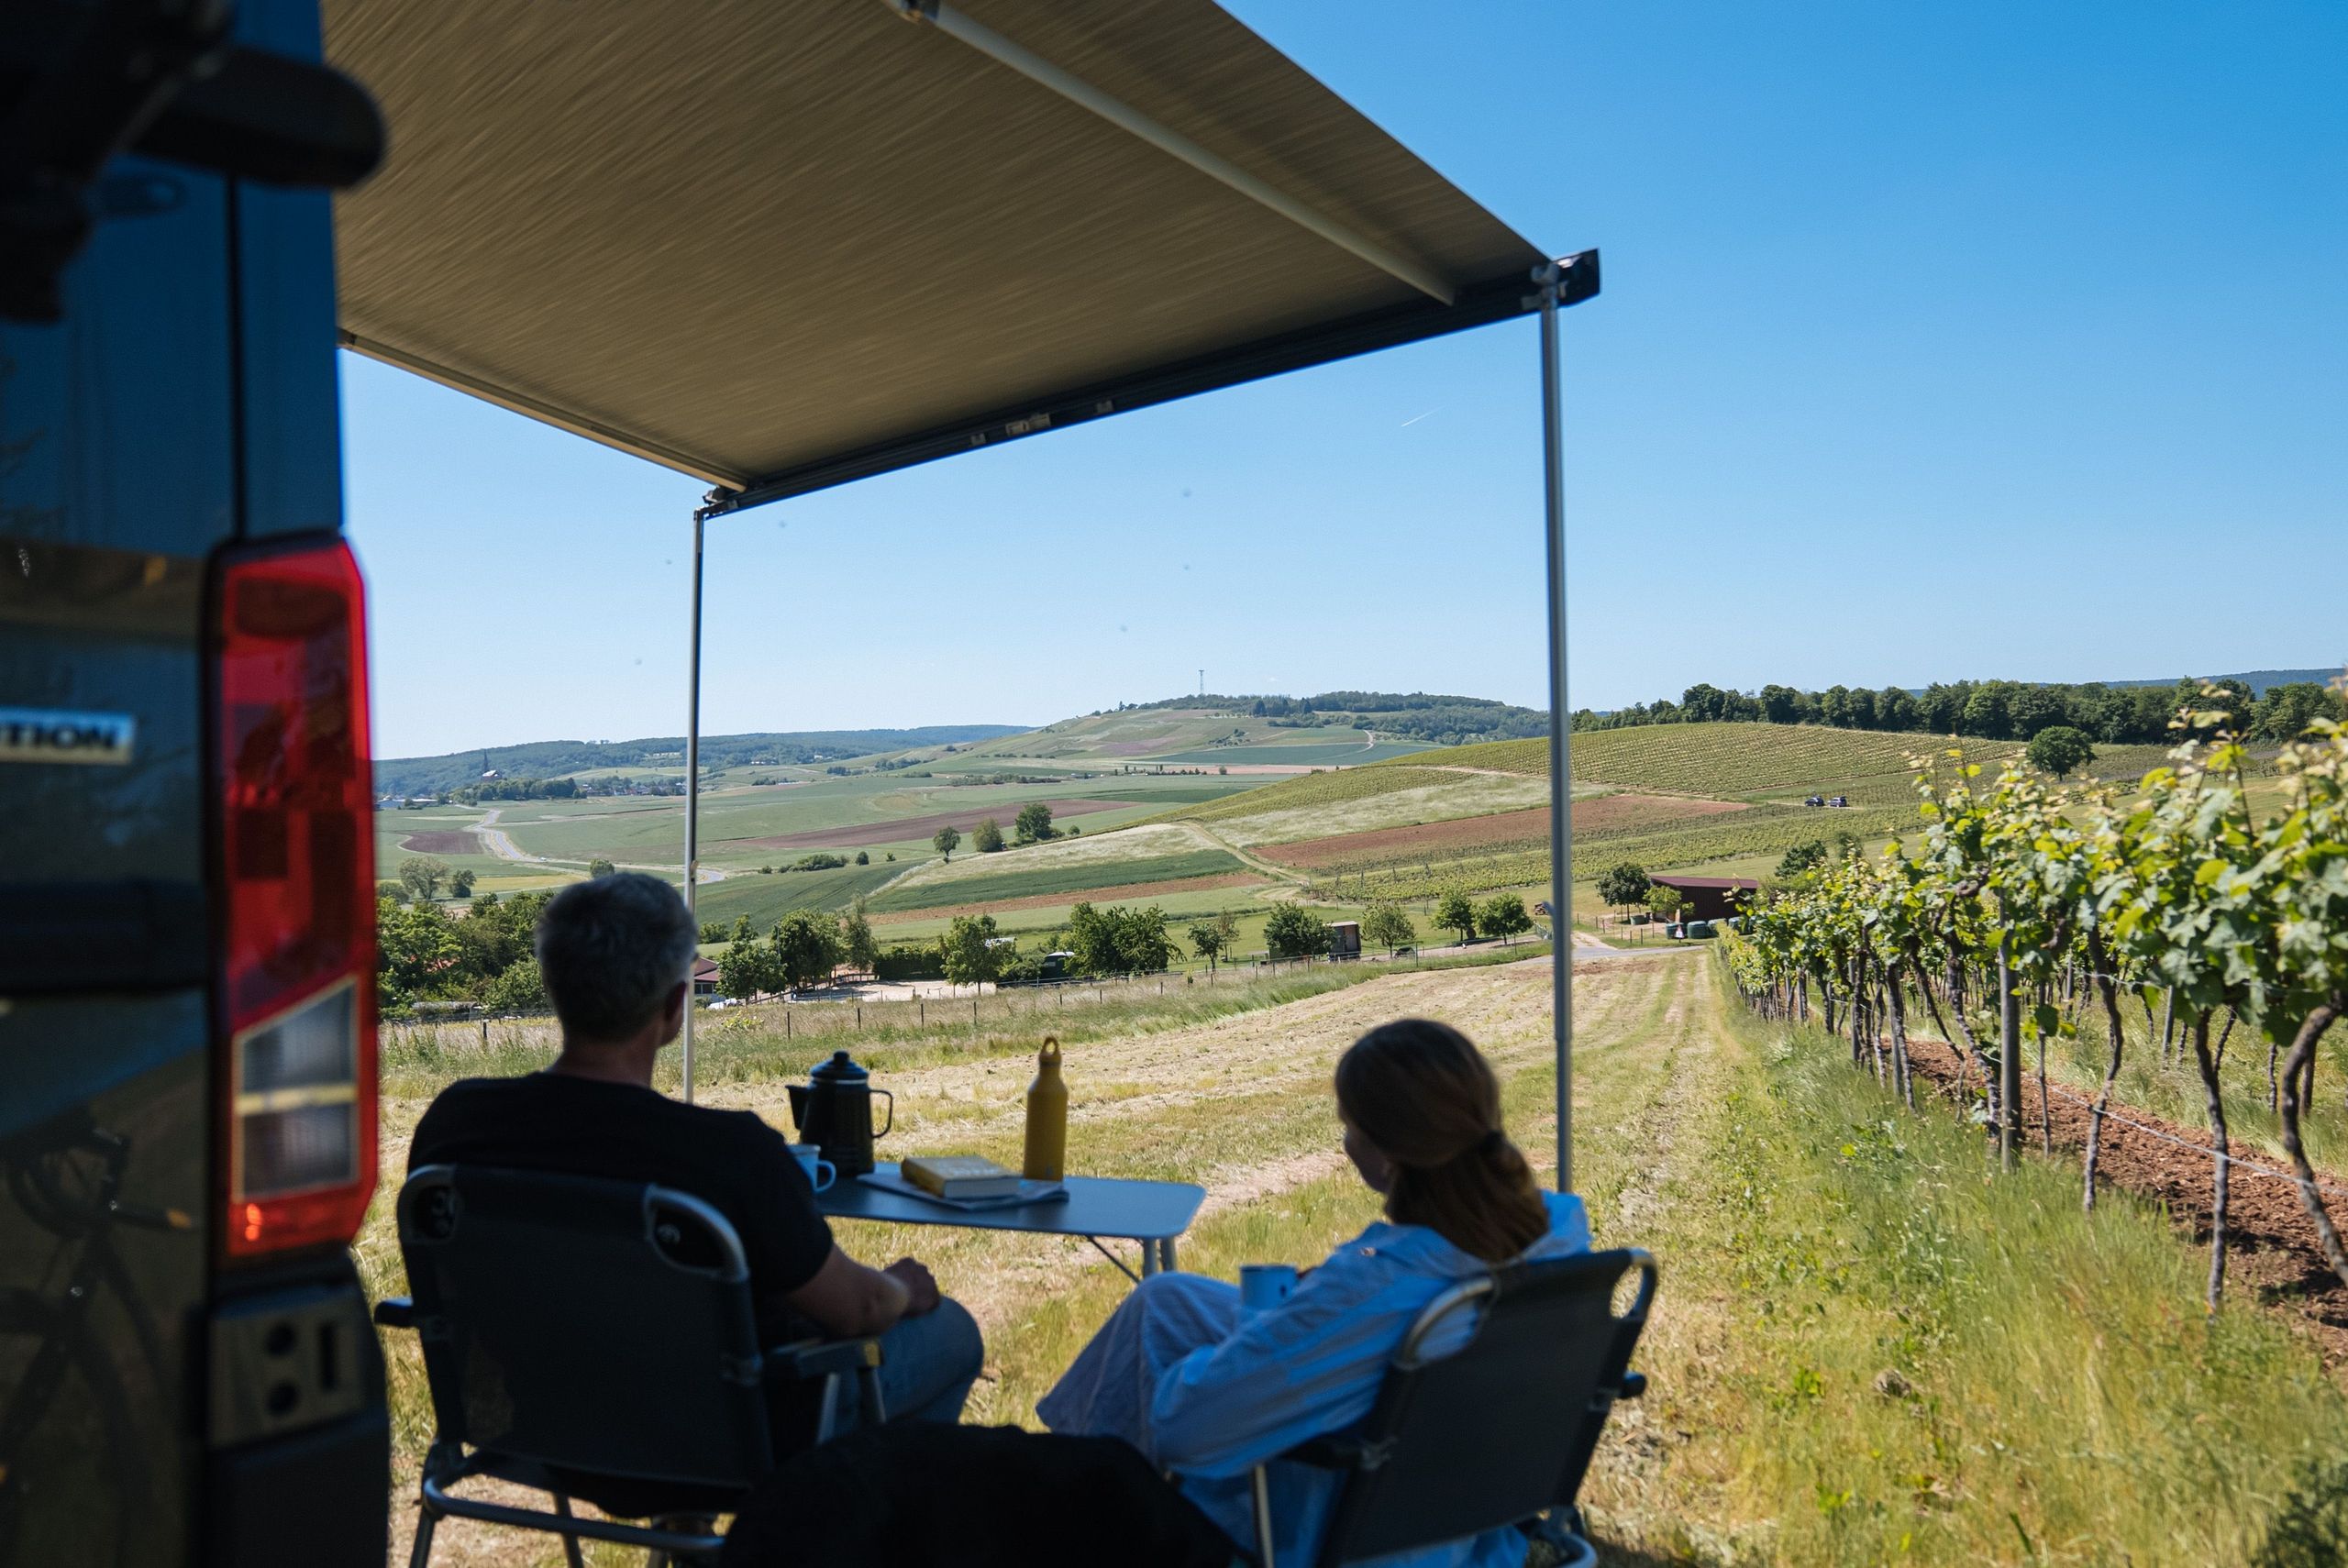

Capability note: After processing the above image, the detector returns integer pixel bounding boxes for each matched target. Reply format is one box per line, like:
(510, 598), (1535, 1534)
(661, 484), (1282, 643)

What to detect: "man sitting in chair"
(410, 872), (983, 1430)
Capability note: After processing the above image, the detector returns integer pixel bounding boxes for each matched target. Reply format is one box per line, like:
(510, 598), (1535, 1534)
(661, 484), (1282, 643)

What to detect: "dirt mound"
(736, 798), (1138, 851)
(1901, 1032), (2348, 1354)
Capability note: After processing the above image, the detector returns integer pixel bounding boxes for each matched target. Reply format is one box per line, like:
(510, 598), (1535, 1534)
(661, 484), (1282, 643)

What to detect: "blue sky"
(344, 1), (2347, 759)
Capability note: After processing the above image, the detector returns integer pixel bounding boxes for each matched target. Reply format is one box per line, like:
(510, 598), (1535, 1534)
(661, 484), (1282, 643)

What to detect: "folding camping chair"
(1248, 1247), (1656, 1568)
(374, 1165), (885, 1567)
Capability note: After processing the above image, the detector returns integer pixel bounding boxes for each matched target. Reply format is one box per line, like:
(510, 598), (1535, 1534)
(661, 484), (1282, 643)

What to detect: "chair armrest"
(764, 1334), (884, 1384)
(372, 1297), (415, 1331)
(1619, 1370), (1647, 1401)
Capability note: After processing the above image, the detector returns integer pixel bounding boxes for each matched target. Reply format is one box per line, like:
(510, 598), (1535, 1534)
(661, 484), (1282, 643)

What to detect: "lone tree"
(587, 857), (616, 878)
(1362, 900), (1417, 955)
(1434, 889), (1478, 945)
(399, 856), (449, 900)
(933, 824), (960, 862)
(1187, 922), (1226, 977)
(1478, 893), (1533, 945)
(840, 897), (879, 973)
(770, 911), (844, 993)
(718, 939), (780, 999)
(1775, 840), (1827, 881)
(1265, 904), (1334, 960)
(1596, 863), (1651, 914)
(1014, 802), (1056, 845)
(2026, 723), (2097, 780)
(973, 817), (1005, 854)
(941, 913), (1002, 992)
(449, 867), (477, 898)
(1647, 885), (1687, 925)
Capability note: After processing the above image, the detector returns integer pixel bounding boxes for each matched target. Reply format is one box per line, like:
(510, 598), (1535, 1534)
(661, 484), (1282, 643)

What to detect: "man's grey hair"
(535, 872), (698, 1043)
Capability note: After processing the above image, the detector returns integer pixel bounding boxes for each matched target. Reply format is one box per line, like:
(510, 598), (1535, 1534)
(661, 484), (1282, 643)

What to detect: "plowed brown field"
(397, 831), (480, 854)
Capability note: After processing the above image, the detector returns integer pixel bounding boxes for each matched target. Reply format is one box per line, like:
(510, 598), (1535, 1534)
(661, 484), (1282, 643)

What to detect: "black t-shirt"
(408, 1073), (834, 1333)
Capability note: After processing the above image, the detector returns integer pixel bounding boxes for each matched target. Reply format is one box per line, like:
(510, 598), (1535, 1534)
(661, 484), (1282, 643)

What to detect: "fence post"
(786, 1008), (792, 1039)
(480, 1020), (487, 1047)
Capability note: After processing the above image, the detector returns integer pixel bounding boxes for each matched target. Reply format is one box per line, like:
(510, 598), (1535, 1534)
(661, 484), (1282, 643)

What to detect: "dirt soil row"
(1899, 1032), (2348, 1358)
(867, 871), (1269, 925)
(397, 831), (481, 854)
(1258, 795), (1746, 869)
(734, 798), (1139, 850)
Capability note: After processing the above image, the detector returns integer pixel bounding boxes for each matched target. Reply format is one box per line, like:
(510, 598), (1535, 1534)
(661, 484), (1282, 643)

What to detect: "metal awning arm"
(892, 0), (1455, 305)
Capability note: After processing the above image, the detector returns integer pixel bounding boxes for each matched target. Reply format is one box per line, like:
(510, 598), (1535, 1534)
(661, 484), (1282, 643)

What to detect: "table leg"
(1139, 1238), (1157, 1279)
(1158, 1237), (1178, 1274)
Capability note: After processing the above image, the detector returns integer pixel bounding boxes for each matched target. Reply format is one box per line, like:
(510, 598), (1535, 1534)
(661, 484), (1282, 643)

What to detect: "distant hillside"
(374, 726), (1023, 797)
(1123, 690), (1545, 747)
(2102, 668), (2339, 698)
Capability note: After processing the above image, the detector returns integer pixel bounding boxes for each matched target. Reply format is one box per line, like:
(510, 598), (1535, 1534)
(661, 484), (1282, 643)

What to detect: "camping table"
(815, 1162), (1205, 1283)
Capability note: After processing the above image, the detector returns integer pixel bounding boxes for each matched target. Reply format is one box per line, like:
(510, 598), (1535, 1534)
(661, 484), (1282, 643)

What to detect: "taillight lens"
(212, 537), (378, 1259)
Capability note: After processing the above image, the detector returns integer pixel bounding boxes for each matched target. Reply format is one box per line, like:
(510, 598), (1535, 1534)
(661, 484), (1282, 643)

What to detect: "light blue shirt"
(1151, 1191), (1592, 1567)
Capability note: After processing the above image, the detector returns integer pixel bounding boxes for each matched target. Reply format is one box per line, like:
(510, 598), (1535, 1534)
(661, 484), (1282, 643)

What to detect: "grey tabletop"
(815, 1162), (1204, 1242)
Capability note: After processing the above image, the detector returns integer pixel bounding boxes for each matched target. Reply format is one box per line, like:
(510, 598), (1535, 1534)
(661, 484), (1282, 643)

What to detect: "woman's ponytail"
(1335, 1019), (1549, 1263)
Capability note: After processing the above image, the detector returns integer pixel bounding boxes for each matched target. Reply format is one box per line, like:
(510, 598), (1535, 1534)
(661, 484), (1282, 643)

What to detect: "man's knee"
(928, 1296), (984, 1379)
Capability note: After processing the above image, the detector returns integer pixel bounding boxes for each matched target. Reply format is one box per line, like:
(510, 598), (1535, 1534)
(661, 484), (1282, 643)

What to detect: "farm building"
(691, 957), (720, 997)
(1326, 921), (1362, 960)
(1649, 875), (1757, 922)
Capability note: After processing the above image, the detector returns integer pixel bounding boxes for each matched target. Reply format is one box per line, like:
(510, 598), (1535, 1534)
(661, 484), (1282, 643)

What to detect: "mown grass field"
(867, 848), (1248, 912)
(366, 951), (2348, 1566)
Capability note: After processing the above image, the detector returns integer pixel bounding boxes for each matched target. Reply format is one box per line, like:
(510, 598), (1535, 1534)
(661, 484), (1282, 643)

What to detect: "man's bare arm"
(782, 1246), (940, 1337)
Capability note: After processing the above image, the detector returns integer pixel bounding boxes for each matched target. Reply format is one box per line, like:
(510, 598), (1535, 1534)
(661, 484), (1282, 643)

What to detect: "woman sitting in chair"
(1038, 1018), (1589, 1567)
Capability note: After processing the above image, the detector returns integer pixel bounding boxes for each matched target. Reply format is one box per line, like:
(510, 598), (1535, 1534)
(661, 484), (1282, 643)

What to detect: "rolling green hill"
(374, 726), (1024, 797)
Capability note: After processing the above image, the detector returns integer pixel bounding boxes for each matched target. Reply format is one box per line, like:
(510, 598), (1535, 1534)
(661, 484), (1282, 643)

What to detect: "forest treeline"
(1123, 690), (1545, 745)
(1573, 675), (2344, 745)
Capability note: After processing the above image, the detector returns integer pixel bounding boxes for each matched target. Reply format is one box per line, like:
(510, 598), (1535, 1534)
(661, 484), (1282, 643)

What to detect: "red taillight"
(211, 537), (378, 1259)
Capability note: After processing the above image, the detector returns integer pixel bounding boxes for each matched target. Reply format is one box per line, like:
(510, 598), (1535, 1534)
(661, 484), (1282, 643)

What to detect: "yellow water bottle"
(1024, 1036), (1068, 1182)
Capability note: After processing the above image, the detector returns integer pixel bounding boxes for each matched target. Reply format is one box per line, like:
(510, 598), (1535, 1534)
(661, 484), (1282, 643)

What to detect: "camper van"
(1, 5), (391, 1562)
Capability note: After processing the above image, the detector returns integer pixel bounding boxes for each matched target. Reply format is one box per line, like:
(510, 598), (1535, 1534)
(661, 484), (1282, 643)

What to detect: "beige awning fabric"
(325, 0), (1585, 513)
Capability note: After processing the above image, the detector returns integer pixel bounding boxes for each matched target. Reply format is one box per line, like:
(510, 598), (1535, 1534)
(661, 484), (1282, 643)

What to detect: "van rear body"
(1, 1), (390, 1561)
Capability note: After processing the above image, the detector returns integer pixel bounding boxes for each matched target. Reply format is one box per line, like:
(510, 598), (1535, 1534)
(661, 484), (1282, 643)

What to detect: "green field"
(691, 861), (907, 925)
(867, 849), (1247, 912)
(1146, 741), (1430, 767)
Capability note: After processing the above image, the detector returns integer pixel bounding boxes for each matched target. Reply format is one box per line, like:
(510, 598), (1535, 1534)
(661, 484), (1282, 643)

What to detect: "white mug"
(789, 1143), (836, 1194)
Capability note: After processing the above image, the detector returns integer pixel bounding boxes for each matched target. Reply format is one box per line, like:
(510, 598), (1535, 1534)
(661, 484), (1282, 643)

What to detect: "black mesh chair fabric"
(397, 1165), (775, 1493)
(1298, 1247), (1656, 1567)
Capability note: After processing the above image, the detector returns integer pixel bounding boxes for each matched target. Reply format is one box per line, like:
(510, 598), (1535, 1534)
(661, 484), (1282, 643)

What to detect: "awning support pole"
(1536, 262), (1572, 1193)
(681, 507), (705, 1103)
(893, 0), (1455, 306)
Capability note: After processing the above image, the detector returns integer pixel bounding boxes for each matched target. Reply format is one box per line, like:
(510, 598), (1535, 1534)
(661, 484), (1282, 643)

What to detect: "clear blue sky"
(345, 0), (2347, 760)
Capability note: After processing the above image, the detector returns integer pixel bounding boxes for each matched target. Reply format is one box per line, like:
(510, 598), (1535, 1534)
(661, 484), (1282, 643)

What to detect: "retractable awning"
(326, 0), (1592, 512)
(324, 0), (1593, 1186)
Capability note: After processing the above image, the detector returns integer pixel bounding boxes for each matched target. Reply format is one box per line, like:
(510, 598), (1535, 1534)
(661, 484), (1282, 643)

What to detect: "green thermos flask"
(1024, 1036), (1068, 1182)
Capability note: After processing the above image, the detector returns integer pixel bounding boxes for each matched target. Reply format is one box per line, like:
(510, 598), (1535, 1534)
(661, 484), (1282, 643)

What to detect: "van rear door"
(1, 1), (388, 1562)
